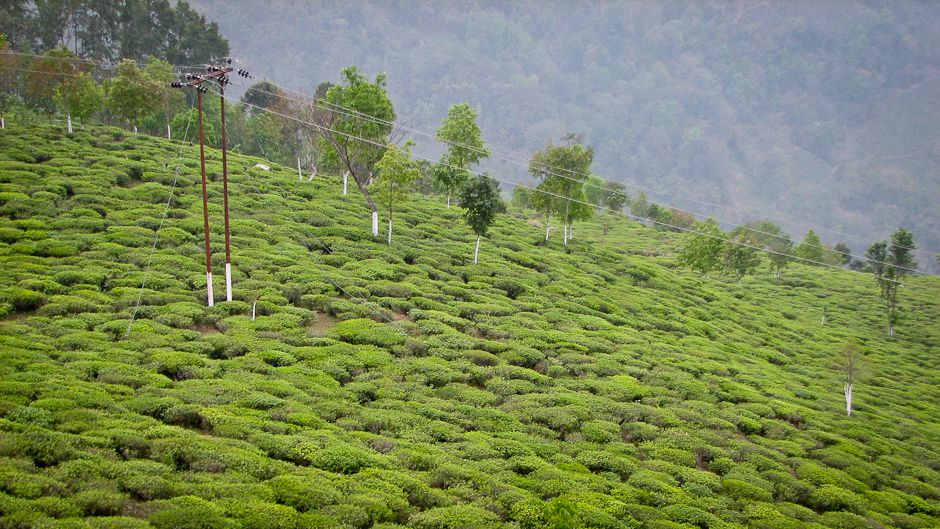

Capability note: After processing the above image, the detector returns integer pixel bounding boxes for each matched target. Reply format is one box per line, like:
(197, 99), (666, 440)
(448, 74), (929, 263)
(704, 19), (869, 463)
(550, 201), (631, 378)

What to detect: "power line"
(125, 97), (197, 338)
(221, 91), (932, 291)
(228, 72), (937, 259)
(222, 79), (930, 277)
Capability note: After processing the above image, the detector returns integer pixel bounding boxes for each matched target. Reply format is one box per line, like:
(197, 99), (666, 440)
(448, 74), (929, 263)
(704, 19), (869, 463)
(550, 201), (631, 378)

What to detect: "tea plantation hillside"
(0, 123), (939, 529)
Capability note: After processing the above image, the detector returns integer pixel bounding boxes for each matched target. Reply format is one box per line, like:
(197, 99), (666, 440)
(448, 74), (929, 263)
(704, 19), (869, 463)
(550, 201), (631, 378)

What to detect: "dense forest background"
(189, 0), (940, 268)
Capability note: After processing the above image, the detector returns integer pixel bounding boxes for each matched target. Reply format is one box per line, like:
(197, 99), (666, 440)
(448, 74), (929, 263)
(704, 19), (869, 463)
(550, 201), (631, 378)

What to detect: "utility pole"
(171, 60), (248, 306)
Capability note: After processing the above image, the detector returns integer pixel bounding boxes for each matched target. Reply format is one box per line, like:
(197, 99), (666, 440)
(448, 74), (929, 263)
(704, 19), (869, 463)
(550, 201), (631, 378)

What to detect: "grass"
(0, 121), (938, 529)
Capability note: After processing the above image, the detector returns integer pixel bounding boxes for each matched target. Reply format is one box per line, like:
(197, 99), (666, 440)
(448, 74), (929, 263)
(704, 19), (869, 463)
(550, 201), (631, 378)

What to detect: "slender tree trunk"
(297, 157), (302, 180)
(545, 220), (550, 241)
(888, 322), (894, 337)
(569, 223), (573, 241)
(343, 171), (348, 195)
(563, 223), (568, 246)
(844, 383), (853, 416)
(251, 301), (256, 321)
(67, 113), (72, 133)
(1, 115), (5, 129)
(133, 124), (138, 134)
(474, 235), (481, 264)
(166, 122), (171, 140)
(387, 207), (393, 245)
(447, 189), (451, 208)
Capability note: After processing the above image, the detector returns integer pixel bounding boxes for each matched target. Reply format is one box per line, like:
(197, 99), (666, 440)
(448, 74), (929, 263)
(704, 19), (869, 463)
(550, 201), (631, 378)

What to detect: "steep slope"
(0, 124), (938, 529)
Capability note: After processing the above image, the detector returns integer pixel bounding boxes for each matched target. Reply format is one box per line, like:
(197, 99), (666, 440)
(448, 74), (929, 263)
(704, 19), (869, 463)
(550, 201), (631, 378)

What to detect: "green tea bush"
(408, 505), (503, 529)
(148, 495), (236, 529)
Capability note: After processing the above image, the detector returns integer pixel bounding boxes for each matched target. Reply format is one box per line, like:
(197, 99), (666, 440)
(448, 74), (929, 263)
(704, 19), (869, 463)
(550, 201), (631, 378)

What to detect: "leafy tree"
(511, 186), (533, 210)
(459, 174), (506, 263)
(834, 242), (852, 265)
(435, 103), (489, 207)
(677, 219), (725, 277)
(722, 235), (761, 281)
(867, 228), (918, 336)
(241, 81), (284, 114)
(431, 163), (469, 209)
(54, 72), (103, 126)
(629, 191), (650, 219)
(315, 66), (395, 237)
(529, 133), (594, 245)
(143, 58), (184, 139)
(586, 177), (628, 235)
(767, 234), (794, 278)
(24, 48), (85, 117)
(373, 141), (421, 245)
(795, 229), (826, 264)
(108, 59), (154, 133)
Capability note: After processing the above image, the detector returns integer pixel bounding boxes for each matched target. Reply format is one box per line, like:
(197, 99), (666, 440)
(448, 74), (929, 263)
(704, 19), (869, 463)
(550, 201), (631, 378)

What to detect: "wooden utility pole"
(171, 61), (247, 306)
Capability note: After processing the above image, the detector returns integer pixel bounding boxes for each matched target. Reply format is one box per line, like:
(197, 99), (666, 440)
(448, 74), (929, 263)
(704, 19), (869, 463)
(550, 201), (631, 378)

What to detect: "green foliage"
(677, 219), (725, 276)
(458, 174), (505, 237)
(435, 103), (489, 203)
(0, 122), (936, 529)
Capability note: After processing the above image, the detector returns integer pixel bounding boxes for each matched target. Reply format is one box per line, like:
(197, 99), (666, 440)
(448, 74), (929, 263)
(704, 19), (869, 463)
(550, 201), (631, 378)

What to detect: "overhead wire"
(226, 71), (937, 259)
(214, 88), (932, 291)
(222, 78), (931, 277)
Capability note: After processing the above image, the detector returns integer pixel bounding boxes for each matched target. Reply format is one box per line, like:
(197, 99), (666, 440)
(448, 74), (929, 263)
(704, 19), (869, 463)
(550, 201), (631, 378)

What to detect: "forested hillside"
(1, 122), (938, 528)
(189, 0), (940, 268)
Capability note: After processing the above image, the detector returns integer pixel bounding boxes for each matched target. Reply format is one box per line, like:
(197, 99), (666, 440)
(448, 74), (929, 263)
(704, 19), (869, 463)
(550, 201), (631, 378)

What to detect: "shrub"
(808, 485), (865, 514)
(148, 495), (236, 529)
(268, 474), (341, 512)
(6, 289), (46, 312)
(328, 318), (407, 349)
(408, 505), (503, 529)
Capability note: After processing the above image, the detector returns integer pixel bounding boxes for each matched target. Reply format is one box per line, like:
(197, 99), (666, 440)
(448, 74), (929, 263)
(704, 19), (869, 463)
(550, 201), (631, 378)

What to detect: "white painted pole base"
(206, 271), (215, 307)
(474, 235), (480, 264)
(225, 262), (232, 302)
(343, 171), (348, 195)
(67, 114), (72, 133)
(844, 383), (853, 416)
(371, 211), (379, 237)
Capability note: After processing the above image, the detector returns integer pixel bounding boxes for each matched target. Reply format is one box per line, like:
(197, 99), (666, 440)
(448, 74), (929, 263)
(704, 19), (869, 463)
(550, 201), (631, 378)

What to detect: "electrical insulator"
(170, 81), (183, 88)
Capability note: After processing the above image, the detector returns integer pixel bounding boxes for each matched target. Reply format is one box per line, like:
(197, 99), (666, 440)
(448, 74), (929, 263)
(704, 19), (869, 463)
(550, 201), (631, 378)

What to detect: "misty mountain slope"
(190, 0), (940, 268)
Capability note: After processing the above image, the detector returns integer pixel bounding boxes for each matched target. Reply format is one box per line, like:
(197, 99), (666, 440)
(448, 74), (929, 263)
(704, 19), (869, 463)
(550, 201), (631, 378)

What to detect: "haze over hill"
(190, 0), (940, 270)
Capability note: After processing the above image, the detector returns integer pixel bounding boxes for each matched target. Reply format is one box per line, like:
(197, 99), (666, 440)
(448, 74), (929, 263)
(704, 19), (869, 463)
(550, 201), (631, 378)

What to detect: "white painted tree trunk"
(343, 171), (348, 195)
(297, 158), (302, 180)
(447, 191), (451, 208)
(844, 383), (853, 416)
(888, 322), (894, 337)
(225, 262), (232, 302)
(371, 210), (379, 237)
(545, 222), (550, 242)
(568, 224), (573, 241)
(308, 166), (317, 181)
(387, 219), (393, 245)
(167, 122), (171, 140)
(251, 301), (257, 321)
(67, 114), (72, 133)
(1, 116), (5, 129)
(474, 235), (481, 264)
(206, 272), (215, 307)
(133, 125), (138, 134)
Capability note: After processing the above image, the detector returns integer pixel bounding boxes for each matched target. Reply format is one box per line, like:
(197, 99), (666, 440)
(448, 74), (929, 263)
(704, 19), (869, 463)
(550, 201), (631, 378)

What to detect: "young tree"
(839, 340), (864, 417)
(529, 134), (594, 245)
(677, 219), (725, 277)
(24, 48), (86, 122)
(108, 59), (154, 133)
(143, 58), (184, 139)
(314, 67), (395, 237)
(867, 228), (917, 336)
(431, 163), (469, 208)
(459, 174), (506, 263)
(435, 103), (489, 207)
(373, 141), (421, 245)
(722, 235), (761, 281)
(767, 234), (794, 278)
(795, 229), (826, 264)
(834, 242), (853, 265)
(54, 72), (103, 127)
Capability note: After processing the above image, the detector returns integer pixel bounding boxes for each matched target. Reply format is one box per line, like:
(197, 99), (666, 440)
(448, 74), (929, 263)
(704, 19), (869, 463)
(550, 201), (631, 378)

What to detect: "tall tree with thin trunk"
(314, 67), (395, 237)
(867, 228), (917, 336)
(459, 174), (505, 263)
(528, 134), (593, 246)
(108, 59), (154, 133)
(143, 58), (183, 139)
(435, 103), (489, 207)
(373, 141), (420, 245)
(677, 219), (725, 277)
(839, 340), (864, 417)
